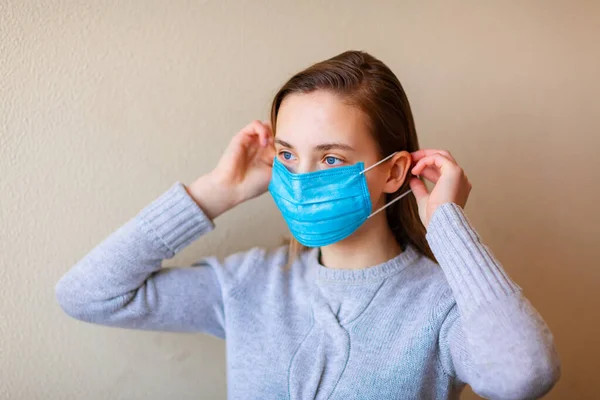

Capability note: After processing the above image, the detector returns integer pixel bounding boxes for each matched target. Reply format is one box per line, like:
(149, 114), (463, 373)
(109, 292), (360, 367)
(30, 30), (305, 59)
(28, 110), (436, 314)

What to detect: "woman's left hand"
(409, 149), (472, 229)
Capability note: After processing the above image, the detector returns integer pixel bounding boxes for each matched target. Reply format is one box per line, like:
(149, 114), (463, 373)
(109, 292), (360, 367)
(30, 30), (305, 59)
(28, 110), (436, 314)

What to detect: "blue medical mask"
(268, 152), (412, 247)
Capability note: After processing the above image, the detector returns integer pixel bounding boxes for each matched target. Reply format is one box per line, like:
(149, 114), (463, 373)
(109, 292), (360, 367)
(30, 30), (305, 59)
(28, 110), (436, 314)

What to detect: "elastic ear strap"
(360, 151), (398, 175)
(367, 189), (413, 218)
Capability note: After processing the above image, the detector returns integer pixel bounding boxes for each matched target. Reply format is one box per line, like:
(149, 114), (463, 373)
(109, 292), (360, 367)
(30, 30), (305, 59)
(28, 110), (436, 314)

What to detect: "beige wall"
(1, 1), (598, 398)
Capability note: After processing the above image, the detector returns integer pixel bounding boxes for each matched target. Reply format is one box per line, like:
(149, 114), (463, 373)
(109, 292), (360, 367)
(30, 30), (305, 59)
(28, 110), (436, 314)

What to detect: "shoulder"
(200, 244), (293, 291)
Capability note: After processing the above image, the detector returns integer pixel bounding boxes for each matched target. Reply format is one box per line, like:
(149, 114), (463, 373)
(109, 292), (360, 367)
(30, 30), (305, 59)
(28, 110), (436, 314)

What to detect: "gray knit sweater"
(55, 181), (560, 399)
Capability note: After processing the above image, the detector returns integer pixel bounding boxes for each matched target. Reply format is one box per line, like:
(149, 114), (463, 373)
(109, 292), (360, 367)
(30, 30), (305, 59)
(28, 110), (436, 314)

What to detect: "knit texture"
(56, 181), (560, 399)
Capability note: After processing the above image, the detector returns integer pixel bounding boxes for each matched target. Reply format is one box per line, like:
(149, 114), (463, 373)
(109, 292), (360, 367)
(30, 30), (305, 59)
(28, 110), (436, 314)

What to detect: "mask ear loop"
(359, 152), (398, 175)
(358, 151), (414, 218)
(367, 189), (413, 218)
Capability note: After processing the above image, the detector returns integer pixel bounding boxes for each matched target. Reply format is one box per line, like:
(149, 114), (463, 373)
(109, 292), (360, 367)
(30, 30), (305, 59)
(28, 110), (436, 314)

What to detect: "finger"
(237, 121), (270, 147)
(262, 119), (273, 131)
(411, 148), (455, 162)
(262, 120), (274, 145)
(235, 131), (259, 150)
(409, 177), (429, 205)
(411, 149), (456, 163)
(411, 153), (459, 176)
(415, 166), (440, 184)
(259, 144), (276, 166)
(251, 120), (269, 147)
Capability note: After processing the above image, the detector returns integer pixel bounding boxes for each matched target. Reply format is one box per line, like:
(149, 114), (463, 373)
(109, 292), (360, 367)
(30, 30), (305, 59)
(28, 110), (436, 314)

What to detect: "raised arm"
(55, 121), (276, 337)
(430, 203), (560, 399)
(411, 149), (560, 398)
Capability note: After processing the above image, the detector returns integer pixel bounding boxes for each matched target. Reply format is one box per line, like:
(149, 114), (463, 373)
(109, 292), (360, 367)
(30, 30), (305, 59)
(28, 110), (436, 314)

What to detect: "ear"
(383, 151), (412, 194)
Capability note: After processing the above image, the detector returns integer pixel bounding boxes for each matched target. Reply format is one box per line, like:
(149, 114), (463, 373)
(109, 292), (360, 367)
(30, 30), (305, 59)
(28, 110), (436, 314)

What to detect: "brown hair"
(270, 50), (435, 263)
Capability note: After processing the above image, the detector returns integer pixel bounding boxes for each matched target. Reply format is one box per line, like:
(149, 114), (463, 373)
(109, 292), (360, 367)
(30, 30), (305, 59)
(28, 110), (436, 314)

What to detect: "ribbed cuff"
(426, 202), (520, 316)
(137, 181), (215, 257)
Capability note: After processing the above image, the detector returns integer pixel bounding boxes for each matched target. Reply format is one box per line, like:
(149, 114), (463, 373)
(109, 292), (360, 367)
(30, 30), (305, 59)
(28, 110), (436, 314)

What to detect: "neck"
(319, 212), (402, 270)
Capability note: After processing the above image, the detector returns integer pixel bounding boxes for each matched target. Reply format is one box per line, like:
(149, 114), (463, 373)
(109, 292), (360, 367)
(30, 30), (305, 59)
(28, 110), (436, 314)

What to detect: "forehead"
(275, 91), (370, 146)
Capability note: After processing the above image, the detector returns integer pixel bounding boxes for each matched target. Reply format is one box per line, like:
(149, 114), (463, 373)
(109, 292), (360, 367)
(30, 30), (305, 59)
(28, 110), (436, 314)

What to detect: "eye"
(324, 156), (343, 166)
(279, 151), (296, 161)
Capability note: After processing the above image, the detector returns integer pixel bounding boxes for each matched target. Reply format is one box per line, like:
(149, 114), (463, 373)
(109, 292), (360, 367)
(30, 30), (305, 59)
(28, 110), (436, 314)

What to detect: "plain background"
(1, 1), (598, 399)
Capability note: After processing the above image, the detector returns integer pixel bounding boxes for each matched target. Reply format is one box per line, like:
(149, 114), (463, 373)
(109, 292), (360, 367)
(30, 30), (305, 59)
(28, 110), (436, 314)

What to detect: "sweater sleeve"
(428, 203), (561, 399)
(55, 181), (252, 339)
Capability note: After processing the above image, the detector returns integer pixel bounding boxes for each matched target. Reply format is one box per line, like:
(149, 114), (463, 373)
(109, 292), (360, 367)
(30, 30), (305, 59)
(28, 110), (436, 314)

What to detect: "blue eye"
(280, 151), (295, 161)
(324, 156), (342, 166)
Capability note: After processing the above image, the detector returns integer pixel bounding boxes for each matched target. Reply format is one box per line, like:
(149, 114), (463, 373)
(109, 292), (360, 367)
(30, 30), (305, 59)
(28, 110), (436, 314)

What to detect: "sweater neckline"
(306, 243), (421, 282)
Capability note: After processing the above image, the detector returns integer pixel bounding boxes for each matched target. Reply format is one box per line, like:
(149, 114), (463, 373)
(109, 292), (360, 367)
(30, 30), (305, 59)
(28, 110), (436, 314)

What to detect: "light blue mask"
(268, 152), (412, 247)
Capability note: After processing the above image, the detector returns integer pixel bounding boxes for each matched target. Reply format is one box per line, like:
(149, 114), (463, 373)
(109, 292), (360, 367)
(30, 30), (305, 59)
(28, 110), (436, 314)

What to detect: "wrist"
(186, 172), (240, 220)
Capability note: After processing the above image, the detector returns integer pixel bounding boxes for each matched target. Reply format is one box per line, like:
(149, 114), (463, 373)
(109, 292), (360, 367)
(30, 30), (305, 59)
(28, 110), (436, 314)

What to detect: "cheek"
(364, 170), (388, 206)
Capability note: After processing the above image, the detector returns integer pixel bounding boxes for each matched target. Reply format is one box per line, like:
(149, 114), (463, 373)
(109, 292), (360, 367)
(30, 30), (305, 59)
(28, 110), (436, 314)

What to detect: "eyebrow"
(274, 139), (355, 152)
(314, 143), (355, 152)
(274, 139), (295, 149)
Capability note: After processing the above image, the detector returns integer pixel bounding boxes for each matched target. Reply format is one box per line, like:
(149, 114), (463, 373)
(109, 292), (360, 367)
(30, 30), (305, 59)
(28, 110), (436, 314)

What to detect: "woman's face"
(274, 90), (409, 210)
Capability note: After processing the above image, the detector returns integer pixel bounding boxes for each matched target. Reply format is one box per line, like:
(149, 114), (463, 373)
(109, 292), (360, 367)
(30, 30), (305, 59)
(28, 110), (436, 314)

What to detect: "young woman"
(56, 51), (560, 399)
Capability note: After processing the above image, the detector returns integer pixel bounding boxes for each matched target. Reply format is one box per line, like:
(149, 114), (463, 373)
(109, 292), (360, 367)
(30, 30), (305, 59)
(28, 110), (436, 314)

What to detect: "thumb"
(409, 177), (429, 208)
(260, 142), (276, 166)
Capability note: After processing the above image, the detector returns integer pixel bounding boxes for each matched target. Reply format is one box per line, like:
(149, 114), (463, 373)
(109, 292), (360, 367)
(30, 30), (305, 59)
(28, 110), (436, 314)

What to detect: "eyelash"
(278, 151), (344, 167)
(323, 156), (343, 166)
(279, 151), (296, 161)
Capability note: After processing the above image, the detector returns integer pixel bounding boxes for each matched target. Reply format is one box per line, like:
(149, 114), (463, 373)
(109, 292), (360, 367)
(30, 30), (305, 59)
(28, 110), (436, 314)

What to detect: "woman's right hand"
(185, 120), (275, 220)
